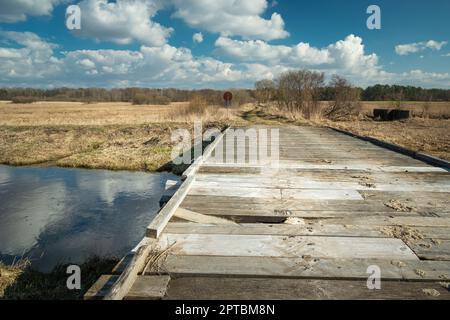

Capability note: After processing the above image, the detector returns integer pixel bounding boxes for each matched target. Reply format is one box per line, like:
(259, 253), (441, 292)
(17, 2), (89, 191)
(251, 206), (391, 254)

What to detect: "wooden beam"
(146, 176), (195, 239)
(102, 238), (156, 300)
(174, 208), (238, 225)
(182, 127), (229, 180)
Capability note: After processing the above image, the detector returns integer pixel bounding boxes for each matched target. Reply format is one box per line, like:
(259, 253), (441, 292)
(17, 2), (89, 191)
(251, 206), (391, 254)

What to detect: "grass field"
(0, 101), (239, 173)
(0, 100), (449, 172)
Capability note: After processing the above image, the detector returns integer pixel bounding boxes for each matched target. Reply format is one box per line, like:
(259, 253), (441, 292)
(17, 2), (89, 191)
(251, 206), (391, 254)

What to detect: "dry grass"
(324, 118), (450, 161)
(0, 101), (235, 173)
(0, 260), (29, 298)
(0, 101), (189, 126)
(0, 100), (242, 126)
(1, 100), (448, 172)
(361, 101), (450, 119)
(0, 257), (118, 300)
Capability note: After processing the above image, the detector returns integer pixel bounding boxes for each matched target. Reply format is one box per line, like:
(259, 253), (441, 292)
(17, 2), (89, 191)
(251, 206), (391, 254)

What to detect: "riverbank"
(0, 257), (118, 300)
(0, 101), (237, 174)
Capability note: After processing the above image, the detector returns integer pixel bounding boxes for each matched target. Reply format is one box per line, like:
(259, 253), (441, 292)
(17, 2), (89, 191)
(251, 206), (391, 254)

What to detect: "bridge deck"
(86, 125), (450, 300)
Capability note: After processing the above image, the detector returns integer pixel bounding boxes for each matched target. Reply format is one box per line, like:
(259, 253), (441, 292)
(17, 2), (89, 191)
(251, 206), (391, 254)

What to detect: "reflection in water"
(0, 165), (178, 272)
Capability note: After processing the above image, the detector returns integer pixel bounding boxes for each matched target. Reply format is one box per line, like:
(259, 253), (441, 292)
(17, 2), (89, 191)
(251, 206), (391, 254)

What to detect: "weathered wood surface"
(163, 277), (450, 300)
(89, 125), (450, 300)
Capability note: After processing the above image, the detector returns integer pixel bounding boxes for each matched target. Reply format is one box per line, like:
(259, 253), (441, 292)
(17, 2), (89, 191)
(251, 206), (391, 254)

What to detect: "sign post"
(223, 91), (233, 119)
(223, 91), (233, 107)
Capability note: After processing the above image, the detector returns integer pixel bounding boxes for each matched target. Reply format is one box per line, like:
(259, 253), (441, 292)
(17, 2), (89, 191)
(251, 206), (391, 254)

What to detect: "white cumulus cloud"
(0, 0), (62, 23)
(72, 0), (173, 47)
(171, 0), (289, 41)
(1, 31), (449, 89)
(395, 40), (448, 55)
(193, 32), (204, 43)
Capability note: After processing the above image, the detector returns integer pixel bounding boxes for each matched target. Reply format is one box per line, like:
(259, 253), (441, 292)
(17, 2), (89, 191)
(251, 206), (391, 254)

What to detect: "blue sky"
(0, 0), (449, 88)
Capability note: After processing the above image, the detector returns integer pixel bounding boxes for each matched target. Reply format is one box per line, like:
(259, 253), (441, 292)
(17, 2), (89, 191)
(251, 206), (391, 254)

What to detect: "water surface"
(0, 165), (177, 272)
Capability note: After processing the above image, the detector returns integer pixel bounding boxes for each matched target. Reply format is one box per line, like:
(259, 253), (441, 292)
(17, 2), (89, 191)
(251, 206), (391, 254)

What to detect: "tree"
(254, 79), (276, 104)
(323, 75), (361, 120)
(275, 70), (324, 119)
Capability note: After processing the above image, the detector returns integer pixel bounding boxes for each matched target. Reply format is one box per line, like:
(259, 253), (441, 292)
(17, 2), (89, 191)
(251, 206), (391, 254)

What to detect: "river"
(0, 165), (178, 272)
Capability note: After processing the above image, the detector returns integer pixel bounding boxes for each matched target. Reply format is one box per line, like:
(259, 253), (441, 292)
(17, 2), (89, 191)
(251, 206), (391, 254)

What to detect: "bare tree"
(255, 79), (276, 104)
(323, 75), (361, 120)
(275, 70), (324, 119)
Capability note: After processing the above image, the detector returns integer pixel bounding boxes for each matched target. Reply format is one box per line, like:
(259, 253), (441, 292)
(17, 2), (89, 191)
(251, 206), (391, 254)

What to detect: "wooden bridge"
(86, 125), (450, 300)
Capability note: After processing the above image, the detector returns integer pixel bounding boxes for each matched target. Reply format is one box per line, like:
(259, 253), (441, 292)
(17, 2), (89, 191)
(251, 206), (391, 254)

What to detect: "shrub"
(132, 93), (171, 105)
(185, 95), (208, 115)
(11, 96), (38, 104)
(323, 75), (361, 120)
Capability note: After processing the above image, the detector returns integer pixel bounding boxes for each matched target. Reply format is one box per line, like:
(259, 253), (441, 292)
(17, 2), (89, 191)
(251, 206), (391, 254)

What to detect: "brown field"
(324, 101), (450, 161)
(322, 118), (450, 161)
(360, 101), (450, 119)
(0, 101), (239, 172)
(0, 101), (241, 126)
(0, 100), (448, 172)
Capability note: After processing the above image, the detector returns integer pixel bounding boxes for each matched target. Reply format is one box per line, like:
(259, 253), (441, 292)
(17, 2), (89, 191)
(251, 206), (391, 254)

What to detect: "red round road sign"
(223, 91), (233, 101)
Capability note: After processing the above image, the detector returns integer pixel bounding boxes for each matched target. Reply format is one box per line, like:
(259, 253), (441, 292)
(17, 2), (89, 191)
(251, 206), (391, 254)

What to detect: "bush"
(274, 70), (325, 119)
(132, 93), (171, 105)
(11, 96), (38, 104)
(323, 75), (361, 120)
(185, 95), (208, 115)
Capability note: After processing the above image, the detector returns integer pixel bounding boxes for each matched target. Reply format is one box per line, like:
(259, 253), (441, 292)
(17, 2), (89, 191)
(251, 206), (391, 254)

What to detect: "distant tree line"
(0, 87), (255, 105)
(255, 81), (450, 103)
(359, 84), (450, 102)
(0, 82), (448, 105)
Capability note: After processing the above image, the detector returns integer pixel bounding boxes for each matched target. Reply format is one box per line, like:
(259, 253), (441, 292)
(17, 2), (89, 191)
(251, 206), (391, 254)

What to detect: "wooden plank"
(281, 189), (364, 200)
(190, 185), (281, 199)
(161, 255), (450, 281)
(409, 240), (450, 261)
(125, 275), (171, 300)
(195, 172), (450, 185)
(190, 186), (363, 200)
(196, 171), (450, 183)
(178, 202), (448, 217)
(182, 195), (449, 212)
(182, 127), (229, 180)
(199, 163), (446, 173)
(84, 275), (118, 300)
(415, 227), (450, 240)
(321, 216), (450, 227)
(111, 253), (135, 274)
(170, 209), (419, 223)
(147, 176), (195, 239)
(193, 179), (450, 193)
(102, 238), (156, 300)
(164, 277), (450, 300)
(164, 222), (387, 237)
(173, 208), (238, 225)
(155, 233), (418, 260)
